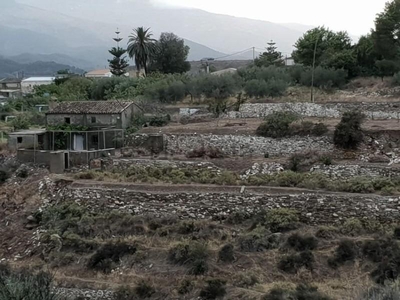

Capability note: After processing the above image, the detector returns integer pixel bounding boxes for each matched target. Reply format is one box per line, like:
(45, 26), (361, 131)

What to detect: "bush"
(362, 238), (400, 263)
(134, 280), (155, 298)
(189, 259), (209, 275)
(312, 123), (329, 136)
(148, 115), (170, 127)
(263, 284), (332, 300)
(278, 251), (315, 273)
(238, 229), (281, 252)
(178, 279), (194, 295)
(218, 244), (235, 263)
(359, 281), (400, 299)
(300, 66), (348, 90)
(334, 110), (365, 149)
(340, 218), (364, 236)
(199, 279), (227, 300)
(234, 271), (260, 288)
(168, 242), (209, 265)
(256, 111), (299, 138)
(264, 79), (288, 97)
(287, 233), (319, 251)
(266, 208), (299, 233)
(245, 79), (270, 98)
(0, 170), (9, 184)
(186, 146), (225, 159)
(328, 239), (357, 268)
(0, 270), (59, 300)
(87, 242), (136, 273)
(316, 226), (339, 239)
(371, 254), (400, 284)
(11, 114), (30, 130)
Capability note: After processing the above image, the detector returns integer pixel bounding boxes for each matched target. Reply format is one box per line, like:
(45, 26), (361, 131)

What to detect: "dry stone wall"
(43, 181), (400, 225)
(226, 102), (400, 120)
(140, 134), (333, 157)
(311, 164), (400, 179)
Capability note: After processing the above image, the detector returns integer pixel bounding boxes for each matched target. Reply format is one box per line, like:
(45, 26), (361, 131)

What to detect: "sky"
(157, 0), (388, 36)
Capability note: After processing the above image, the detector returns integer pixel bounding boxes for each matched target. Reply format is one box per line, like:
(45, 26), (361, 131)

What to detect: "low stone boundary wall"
(126, 134), (333, 157)
(311, 164), (400, 179)
(45, 181), (400, 225)
(225, 102), (400, 120)
(57, 288), (113, 300)
(110, 158), (221, 174)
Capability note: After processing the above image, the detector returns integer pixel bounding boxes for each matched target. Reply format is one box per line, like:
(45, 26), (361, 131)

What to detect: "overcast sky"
(156, 0), (388, 36)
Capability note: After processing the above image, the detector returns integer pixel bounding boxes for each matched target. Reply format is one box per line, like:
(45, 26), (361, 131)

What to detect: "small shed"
(8, 129), (47, 151)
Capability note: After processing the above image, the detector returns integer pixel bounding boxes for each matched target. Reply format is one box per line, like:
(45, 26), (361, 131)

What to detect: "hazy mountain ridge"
(1, 0), (311, 70)
(0, 56), (85, 78)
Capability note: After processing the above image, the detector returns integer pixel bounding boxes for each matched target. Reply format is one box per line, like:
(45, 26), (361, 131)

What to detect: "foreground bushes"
(263, 283), (332, 300)
(0, 267), (59, 300)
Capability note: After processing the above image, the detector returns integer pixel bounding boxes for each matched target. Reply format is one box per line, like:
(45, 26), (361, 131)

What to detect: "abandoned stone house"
(9, 101), (135, 172)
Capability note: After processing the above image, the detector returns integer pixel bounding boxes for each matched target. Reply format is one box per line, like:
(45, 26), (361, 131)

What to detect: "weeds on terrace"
(0, 266), (59, 300)
(75, 166), (400, 195)
(263, 284), (332, 300)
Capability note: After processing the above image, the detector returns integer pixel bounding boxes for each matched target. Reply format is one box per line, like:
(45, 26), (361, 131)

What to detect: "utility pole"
(252, 47), (255, 62)
(310, 35), (319, 103)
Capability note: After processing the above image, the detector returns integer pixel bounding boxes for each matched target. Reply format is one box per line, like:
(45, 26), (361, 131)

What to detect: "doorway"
(64, 152), (69, 170)
(73, 134), (84, 150)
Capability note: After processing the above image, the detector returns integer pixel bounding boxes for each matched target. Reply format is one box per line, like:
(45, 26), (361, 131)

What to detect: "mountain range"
(0, 0), (312, 73)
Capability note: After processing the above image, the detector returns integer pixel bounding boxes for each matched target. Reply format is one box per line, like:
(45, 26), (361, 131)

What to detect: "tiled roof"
(47, 101), (133, 114)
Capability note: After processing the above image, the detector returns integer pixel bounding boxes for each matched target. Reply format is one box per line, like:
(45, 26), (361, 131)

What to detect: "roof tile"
(47, 101), (133, 114)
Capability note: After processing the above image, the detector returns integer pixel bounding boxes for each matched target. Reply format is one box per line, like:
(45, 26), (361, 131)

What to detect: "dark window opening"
(17, 137), (23, 143)
(92, 135), (99, 146)
(91, 117), (96, 123)
(65, 117), (71, 124)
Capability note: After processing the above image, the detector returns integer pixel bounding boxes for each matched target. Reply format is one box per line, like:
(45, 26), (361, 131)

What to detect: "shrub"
(312, 123), (329, 136)
(340, 218), (364, 236)
(371, 254), (400, 284)
(334, 110), (365, 149)
(359, 281), (400, 299)
(168, 242), (209, 265)
(362, 238), (400, 263)
(264, 79), (288, 97)
(148, 115), (170, 127)
(256, 111), (299, 138)
(0, 170), (9, 184)
(300, 66), (347, 90)
(114, 286), (136, 300)
(319, 155), (332, 166)
(266, 208), (299, 233)
(186, 146), (225, 159)
(394, 227), (400, 240)
(263, 287), (292, 300)
(189, 259), (209, 275)
(245, 79), (270, 98)
(87, 242), (136, 273)
(134, 280), (155, 298)
(0, 270), (59, 300)
(294, 284), (332, 300)
(218, 244), (235, 263)
(199, 279), (227, 300)
(234, 271), (260, 288)
(278, 251), (315, 273)
(287, 233), (319, 251)
(238, 226), (281, 252)
(316, 226), (339, 239)
(178, 279), (194, 295)
(328, 239), (357, 268)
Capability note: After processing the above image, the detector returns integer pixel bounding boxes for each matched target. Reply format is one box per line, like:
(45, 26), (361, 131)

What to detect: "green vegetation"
(334, 110), (365, 149)
(0, 266), (59, 300)
(199, 279), (227, 300)
(256, 111), (299, 138)
(74, 165), (400, 196)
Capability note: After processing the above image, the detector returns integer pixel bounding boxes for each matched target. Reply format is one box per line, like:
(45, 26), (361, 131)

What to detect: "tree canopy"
(150, 33), (191, 74)
(127, 27), (157, 75)
(108, 47), (129, 76)
(255, 40), (284, 67)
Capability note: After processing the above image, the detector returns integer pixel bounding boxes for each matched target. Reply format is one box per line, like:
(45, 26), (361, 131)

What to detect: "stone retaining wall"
(225, 102), (400, 120)
(125, 134), (333, 157)
(57, 288), (113, 300)
(43, 180), (400, 225)
(310, 164), (400, 179)
(110, 158), (221, 173)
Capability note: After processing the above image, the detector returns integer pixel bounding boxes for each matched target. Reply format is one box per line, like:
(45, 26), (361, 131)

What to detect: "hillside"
(0, 56), (85, 77)
(0, 0), (310, 68)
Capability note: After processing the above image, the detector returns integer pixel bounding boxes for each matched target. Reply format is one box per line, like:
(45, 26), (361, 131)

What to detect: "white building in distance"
(21, 77), (55, 94)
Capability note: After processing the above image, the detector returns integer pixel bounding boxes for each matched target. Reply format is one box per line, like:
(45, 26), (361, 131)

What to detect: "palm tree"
(127, 27), (157, 76)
